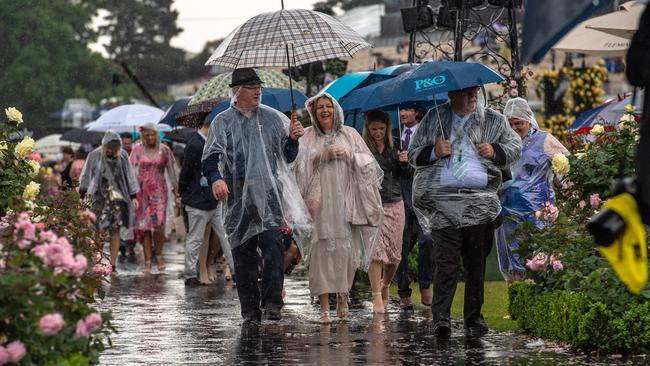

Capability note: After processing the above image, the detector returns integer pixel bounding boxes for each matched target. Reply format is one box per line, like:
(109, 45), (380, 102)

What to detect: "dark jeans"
(395, 204), (434, 299)
(232, 229), (284, 321)
(430, 223), (493, 325)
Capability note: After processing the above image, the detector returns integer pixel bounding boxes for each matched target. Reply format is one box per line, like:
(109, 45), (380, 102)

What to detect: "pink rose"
(92, 263), (112, 276)
(92, 252), (102, 263)
(39, 230), (57, 242)
(84, 313), (103, 333)
(5, 340), (26, 363)
(70, 255), (88, 277)
(526, 252), (548, 272)
(578, 200), (586, 209)
(590, 193), (602, 209)
(550, 255), (564, 271)
(74, 320), (89, 338)
(81, 210), (96, 223)
(38, 313), (65, 336)
(17, 239), (31, 249)
(14, 218), (36, 240)
(0, 346), (10, 365)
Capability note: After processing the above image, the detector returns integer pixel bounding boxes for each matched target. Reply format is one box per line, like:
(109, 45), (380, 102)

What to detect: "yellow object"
(599, 193), (648, 295)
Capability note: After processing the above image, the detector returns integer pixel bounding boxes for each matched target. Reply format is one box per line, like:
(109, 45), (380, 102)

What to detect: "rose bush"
(509, 107), (649, 353)
(0, 108), (113, 365)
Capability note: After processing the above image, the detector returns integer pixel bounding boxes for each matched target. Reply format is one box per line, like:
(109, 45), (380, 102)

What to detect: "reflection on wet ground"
(98, 243), (647, 365)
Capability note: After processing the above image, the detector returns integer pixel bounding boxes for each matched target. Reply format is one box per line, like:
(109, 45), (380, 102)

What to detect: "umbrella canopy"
(34, 134), (80, 155)
(348, 61), (503, 112)
(190, 69), (305, 106)
(86, 104), (168, 133)
(159, 98), (191, 127)
(321, 64), (418, 101)
(60, 128), (104, 146)
(552, 18), (631, 56)
(340, 77), (447, 112)
(586, 1), (646, 39)
(205, 9), (371, 69)
(206, 88), (308, 122)
(175, 98), (225, 128)
(164, 127), (197, 144)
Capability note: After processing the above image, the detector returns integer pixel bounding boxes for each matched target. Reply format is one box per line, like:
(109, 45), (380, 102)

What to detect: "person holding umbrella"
(202, 68), (306, 324)
(408, 85), (521, 338)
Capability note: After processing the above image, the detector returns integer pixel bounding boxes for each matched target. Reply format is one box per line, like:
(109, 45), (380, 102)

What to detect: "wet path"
(98, 241), (645, 365)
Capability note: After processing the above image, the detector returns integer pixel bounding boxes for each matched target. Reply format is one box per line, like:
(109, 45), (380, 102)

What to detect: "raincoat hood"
(305, 93), (344, 136)
(102, 130), (122, 146)
(504, 97), (539, 130)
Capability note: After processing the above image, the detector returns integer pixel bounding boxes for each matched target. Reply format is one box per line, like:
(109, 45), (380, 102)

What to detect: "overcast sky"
(92, 1), (321, 55)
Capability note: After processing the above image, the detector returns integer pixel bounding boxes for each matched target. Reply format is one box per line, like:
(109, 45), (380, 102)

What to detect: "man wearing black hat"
(202, 68), (305, 324)
(408, 86), (520, 338)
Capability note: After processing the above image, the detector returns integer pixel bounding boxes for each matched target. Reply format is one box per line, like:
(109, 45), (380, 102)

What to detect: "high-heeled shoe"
(371, 292), (385, 314)
(320, 310), (332, 324)
(337, 293), (349, 320)
(156, 255), (166, 272)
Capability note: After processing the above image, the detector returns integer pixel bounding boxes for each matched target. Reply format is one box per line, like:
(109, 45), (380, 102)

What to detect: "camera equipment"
(587, 177), (636, 246)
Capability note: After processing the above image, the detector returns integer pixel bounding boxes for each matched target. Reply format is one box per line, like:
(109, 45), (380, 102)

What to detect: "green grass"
(390, 281), (520, 332)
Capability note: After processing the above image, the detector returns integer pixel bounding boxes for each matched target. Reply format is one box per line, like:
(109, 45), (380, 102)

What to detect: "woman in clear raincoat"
(79, 131), (139, 275)
(293, 93), (384, 323)
(496, 97), (569, 281)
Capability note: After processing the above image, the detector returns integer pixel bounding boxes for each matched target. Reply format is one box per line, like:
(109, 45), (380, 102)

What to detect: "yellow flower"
(14, 136), (35, 159)
(27, 160), (40, 178)
(590, 124), (605, 136)
(575, 152), (585, 160)
(552, 153), (570, 175)
(625, 104), (635, 114)
(598, 59), (605, 66)
(4, 107), (23, 125)
(23, 181), (40, 201)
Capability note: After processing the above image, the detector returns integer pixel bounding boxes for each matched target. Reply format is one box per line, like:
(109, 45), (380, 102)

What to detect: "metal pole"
(453, 1), (465, 61)
(508, 4), (522, 97)
(281, 0), (284, 9)
(116, 60), (161, 108)
(407, 0), (417, 63)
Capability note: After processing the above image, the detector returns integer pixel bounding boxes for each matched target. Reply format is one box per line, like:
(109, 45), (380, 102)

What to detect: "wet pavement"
(98, 239), (647, 365)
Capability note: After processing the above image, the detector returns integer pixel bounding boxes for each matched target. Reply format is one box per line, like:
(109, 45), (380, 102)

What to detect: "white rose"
(0, 141), (7, 158)
(23, 181), (41, 201)
(27, 160), (40, 177)
(590, 124), (605, 136)
(14, 136), (35, 159)
(4, 107), (23, 125)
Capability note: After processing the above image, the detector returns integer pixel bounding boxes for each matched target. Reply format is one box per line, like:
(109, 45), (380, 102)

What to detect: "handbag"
(108, 186), (124, 201)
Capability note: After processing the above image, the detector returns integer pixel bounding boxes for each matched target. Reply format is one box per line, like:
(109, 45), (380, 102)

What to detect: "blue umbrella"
(359, 61), (504, 112)
(374, 63), (419, 76)
(159, 98), (191, 127)
(321, 71), (394, 101)
(207, 88), (308, 121)
(570, 98), (625, 130)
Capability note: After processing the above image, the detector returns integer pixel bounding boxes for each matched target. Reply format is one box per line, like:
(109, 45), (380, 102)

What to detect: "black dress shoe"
(465, 316), (489, 337)
(184, 277), (201, 286)
(433, 318), (452, 337)
(265, 307), (282, 321)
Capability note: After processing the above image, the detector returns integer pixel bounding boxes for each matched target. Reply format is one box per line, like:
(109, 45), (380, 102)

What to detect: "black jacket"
(179, 131), (219, 211)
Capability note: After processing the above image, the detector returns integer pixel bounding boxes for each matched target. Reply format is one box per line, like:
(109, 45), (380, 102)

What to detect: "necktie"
(403, 128), (412, 148)
(452, 118), (469, 181)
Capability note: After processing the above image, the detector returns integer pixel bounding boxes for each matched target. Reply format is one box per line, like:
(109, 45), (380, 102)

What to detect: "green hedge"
(509, 283), (650, 354)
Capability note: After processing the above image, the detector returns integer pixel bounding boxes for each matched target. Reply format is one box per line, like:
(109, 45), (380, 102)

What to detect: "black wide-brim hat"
(229, 68), (263, 87)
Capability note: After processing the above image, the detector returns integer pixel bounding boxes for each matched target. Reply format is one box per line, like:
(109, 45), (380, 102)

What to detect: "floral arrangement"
(567, 60), (607, 116)
(0, 108), (113, 365)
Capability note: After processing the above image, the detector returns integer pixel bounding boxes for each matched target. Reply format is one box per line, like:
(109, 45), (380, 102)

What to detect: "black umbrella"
(164, 127), (197, 144)
(60, 128), (104, 146)
(159, 97), (191, 127)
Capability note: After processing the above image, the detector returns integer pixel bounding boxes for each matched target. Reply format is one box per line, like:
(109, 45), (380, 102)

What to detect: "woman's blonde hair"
(362, 109), (394, 153)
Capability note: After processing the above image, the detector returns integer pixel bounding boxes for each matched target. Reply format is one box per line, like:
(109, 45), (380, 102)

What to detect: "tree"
(0, 0), (131, 135)
(99, 0), (188, 93)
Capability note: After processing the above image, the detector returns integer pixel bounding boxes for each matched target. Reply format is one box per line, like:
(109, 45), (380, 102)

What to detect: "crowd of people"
(68, 67), (568, 337)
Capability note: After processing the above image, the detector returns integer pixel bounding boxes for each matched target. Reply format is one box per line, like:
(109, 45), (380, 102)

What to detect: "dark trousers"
(232, 229), (284, 321)
(395, 204), (434, 299)
(430, 223), (493, 325)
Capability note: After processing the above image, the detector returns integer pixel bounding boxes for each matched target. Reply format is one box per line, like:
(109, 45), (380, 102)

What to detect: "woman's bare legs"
(142, 232), (152, 273)
(381, 263), (398, 308)
(153, 226), (166, 271)
(319, 293), (331, 323)
(369, 260), (385, 313)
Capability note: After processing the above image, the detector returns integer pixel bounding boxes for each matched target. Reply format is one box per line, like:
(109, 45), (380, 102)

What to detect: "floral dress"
(92, 159), (128, 232)
(130, 143), (177, 236)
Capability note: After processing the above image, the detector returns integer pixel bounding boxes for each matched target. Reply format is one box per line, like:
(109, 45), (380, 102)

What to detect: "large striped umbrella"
(189, 69), (305, 106)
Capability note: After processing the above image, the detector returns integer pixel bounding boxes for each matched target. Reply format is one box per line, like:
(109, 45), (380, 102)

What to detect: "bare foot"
(372, 292), (385, 314)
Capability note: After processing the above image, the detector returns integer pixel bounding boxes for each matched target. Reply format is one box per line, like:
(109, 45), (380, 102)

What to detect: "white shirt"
(198, 129), (208, 141)
(400, 123), (420, 147)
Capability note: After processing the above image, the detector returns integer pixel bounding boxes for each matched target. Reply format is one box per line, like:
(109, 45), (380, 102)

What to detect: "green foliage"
(510, 283), (650, 353)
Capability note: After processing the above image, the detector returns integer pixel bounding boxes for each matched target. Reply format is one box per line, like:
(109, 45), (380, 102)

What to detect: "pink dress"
(130, 143), (177, 235)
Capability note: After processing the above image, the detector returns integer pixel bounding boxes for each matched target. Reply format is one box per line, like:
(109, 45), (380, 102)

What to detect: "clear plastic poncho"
(78, 131), (140, 229)
(201, 89), (312, 250)
(292, 93), (384, 271)
(408, 103), (521, 232)
(496, 98), (569, 280)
